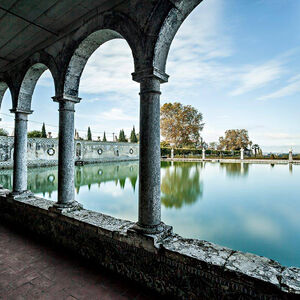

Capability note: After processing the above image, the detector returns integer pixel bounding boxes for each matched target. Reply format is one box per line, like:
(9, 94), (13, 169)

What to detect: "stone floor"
(0, 223), (162, 300)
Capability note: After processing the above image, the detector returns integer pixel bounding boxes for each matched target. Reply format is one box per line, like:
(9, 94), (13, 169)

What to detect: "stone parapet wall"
(0, 136), (139, 169)
(0, 193), (299, 299)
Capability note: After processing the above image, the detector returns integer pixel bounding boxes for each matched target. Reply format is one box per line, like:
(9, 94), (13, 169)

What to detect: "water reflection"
(161, 162), (203, 208)
(0, 162), (139, 196)
(219, 162), (249, 177)
(0, 161), (299, 267)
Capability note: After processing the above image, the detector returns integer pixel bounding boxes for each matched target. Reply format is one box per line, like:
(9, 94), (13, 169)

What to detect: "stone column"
(289, 148), (293, 163)
(241, 148), (244, 160)
(51, 96), (82, 211)
(10, 109), (32, 197)
(202, 148), (205, 160)
(171, 148), (174, 159)
(136, 76), (162, 233)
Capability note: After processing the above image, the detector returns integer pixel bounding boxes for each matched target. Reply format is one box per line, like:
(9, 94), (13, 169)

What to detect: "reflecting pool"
(0, 161), (299, 267)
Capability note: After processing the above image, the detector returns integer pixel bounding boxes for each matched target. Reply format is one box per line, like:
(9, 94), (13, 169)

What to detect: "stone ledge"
(0, 194), (299, 299)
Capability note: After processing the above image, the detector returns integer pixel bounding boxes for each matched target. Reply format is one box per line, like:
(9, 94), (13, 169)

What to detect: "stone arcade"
(0, 1), (299, 299)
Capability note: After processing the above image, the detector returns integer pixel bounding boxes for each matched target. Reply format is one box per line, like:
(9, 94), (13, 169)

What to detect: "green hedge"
(161, 147), (241, 157)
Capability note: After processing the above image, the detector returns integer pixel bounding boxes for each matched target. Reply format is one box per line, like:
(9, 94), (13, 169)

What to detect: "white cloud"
(259, 74), (300, 100)
(230, 60), (284, 96)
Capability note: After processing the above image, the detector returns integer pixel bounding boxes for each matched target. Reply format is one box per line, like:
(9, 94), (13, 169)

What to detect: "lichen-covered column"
(137, 76), (162, 233)
(51, 96), (82, 211)
(10, 109), (32, 196)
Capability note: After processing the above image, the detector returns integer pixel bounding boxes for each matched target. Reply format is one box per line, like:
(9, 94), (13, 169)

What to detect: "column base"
(129, 221), (172, 235)
(49, 201), (83, 213)
(8, 190), (34, 200)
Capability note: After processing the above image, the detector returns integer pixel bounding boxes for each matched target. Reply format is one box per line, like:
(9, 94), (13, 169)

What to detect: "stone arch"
(16, 63), (53, 111)
(76, 142), (82, 159)
(64, 29), (122, 97)
(153, 0), (202, 73)
(0, 81), (13, 110)
(61, 12), (143, 98)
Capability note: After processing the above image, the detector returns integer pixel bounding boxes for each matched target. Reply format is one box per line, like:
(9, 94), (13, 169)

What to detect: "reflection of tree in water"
(119, 178), (126, 189)
(161, 163), (203, 209)
(219, 163), (249, 177)
(129, 175), (137, 191)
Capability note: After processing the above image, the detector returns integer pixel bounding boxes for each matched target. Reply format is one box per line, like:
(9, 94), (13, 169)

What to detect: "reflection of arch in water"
(76, 143), (82, 159)
(161, 163), (203, 209)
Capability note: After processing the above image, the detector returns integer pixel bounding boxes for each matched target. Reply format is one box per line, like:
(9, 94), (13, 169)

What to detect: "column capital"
(132, 67), (169, 83)
(52, 94), (81, 104)
(10, 108), (33, 115)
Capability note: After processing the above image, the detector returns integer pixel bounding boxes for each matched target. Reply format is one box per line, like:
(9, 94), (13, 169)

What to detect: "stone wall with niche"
(0, 136), (139, 169)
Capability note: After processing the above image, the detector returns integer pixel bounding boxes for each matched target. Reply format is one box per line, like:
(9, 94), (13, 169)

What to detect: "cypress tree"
(41, 123), (47, 138)
(130, 126), (138, 143)
(118, 129), (127, 142)
(103, 131), (107, 142)
(87, 126), (92, 140)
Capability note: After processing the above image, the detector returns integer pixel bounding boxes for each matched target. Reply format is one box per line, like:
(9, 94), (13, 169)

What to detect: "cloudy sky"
(1, 0), (300, 152)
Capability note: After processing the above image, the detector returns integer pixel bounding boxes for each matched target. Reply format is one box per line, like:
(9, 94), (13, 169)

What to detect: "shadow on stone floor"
(0, 221), (169, 300)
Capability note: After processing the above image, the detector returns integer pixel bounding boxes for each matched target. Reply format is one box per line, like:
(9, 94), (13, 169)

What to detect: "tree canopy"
(28, 130), (42, 138)
(130, 126), (138, 143)
(0, 128), (8, 136)
(160, 102), (204, 148)
(218, 129), (252, 150)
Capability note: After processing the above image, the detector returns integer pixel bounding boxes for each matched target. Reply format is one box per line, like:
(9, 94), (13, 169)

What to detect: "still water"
(0, 161), (299, 267)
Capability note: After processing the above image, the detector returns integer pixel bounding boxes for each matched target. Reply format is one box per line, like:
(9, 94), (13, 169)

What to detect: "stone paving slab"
(0, 223), (162, 300)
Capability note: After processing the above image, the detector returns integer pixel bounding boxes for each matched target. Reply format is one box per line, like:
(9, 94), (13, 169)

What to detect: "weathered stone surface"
(1, 195), (299, 299)
(281, 267), (300, 293)
(225, 251), (282, 287)
(163, 235), (233, 267)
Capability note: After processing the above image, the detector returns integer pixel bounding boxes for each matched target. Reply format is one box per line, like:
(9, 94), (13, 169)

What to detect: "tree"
(102, 131), (107, 142)
(218, 129), (252, 150)
(87, 127), (92, 141)
(130, 126), (138, 143)
(208, 142), (218, 150)
(118, 129), (127, 142)
(160, 102), (204, 147)
(252, 144), (260, 157)
(28, 130), (42, 138)
(0, 128), (8, 136)
(41, 123), (47, 138)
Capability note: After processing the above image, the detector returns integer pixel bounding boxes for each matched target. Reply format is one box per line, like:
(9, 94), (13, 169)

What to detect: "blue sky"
(1, 0), (300, 152)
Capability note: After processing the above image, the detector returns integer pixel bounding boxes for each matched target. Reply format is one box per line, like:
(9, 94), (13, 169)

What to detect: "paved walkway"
(0, 223), (161, 300)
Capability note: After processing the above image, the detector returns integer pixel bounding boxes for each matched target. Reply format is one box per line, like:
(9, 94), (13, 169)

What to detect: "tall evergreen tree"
(130, 126), (138, 143)
(87, 126), (92, 140)
(41, 123), (47, 138)
(103, 131), (107, 142)
(118, 129), (127, 142)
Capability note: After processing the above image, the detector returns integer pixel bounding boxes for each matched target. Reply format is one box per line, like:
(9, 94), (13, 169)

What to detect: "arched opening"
(64, 30), (139, 221)
(159, 1), (300, 267)
(10, 63), (58, 197)
(0, 83), (14, 189)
